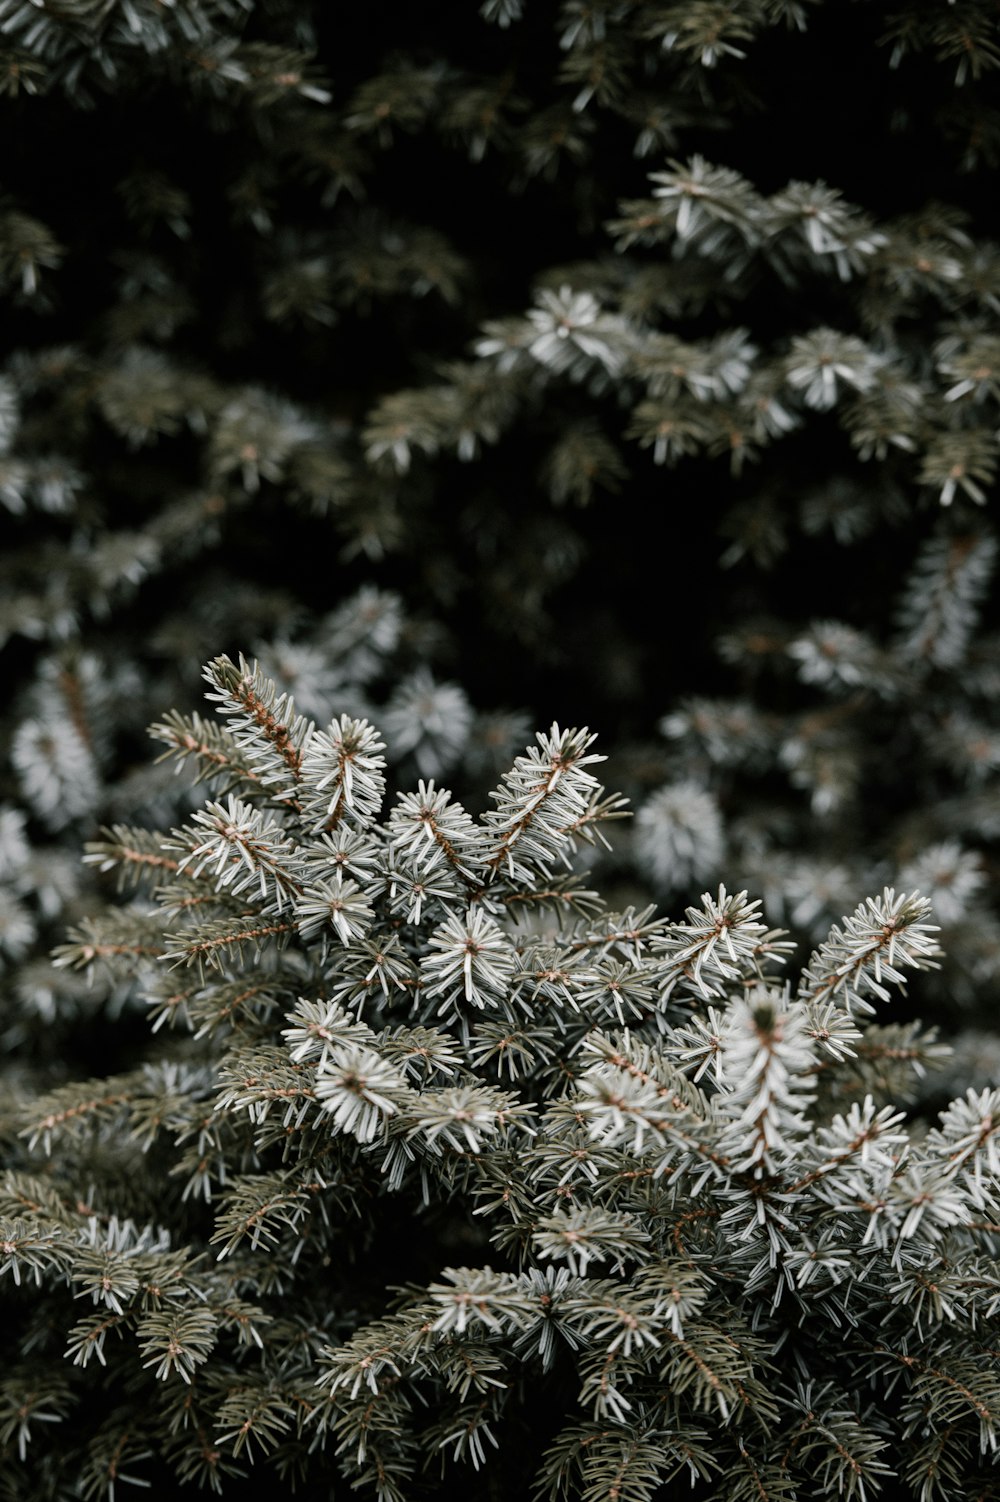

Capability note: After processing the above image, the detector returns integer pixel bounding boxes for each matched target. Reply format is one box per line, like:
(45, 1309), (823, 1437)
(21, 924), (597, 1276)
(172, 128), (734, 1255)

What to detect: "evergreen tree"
(5, 0), (997, 1070)
(2, 5), (1000, 1493)
(4, 654), (999, 1501)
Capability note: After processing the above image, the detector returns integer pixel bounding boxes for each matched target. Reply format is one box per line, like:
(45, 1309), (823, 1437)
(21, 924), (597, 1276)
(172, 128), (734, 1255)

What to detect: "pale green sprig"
(798, 889), (942, 1016)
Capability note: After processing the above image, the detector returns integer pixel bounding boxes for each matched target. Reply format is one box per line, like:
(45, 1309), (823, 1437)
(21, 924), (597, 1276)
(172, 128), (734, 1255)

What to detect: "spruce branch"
(202, 654), (311, 802)
(797, 890), (942, 1015)
(7, 646), (1000, 1499)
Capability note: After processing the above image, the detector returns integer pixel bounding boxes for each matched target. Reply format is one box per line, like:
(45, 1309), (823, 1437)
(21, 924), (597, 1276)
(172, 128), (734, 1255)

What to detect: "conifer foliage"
(2, 657), (999, 1501)
(2, 4), (1000, 1496)
(2, 0), (1000, 1048)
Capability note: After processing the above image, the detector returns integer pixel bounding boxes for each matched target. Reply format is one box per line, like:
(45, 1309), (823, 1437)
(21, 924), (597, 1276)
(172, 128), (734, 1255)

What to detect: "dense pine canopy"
(1, 2), (999, 1498)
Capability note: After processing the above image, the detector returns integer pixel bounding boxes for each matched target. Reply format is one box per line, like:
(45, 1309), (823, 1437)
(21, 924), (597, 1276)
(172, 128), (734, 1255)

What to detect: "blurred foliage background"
(1, 0), (999, 1095)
